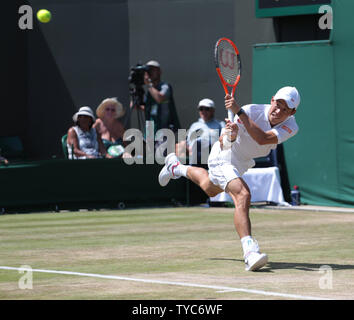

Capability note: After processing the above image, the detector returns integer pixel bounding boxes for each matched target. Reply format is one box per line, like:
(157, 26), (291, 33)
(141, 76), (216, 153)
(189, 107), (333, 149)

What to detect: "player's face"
(268, 98), (296, 126)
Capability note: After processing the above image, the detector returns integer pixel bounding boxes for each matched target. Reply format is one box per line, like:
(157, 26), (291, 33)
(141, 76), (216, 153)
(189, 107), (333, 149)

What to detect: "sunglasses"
(199, 107), (212, 111)
(105, 108), (116, 112)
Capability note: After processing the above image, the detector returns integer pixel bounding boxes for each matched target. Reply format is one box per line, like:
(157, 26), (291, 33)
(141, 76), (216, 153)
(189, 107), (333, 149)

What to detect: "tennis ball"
(37, 9), (52, 23)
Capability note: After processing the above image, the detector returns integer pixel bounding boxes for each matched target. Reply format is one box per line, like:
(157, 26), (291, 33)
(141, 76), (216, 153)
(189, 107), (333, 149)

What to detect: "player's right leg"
(158, 152), (267, 271)
(226, 178), (268, 271)
(158, 153), (223, 197)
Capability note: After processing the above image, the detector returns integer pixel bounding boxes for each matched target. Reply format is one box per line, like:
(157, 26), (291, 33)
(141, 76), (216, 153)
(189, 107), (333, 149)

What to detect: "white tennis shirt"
(208, 104), (298, 176)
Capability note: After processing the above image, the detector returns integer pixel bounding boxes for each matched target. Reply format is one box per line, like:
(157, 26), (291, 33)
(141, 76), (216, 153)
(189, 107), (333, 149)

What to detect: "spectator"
(0, 155), (8, 165)
(94, 98), (133, 159)
(94, 97), (126, 149)
(67, 106), (111, 159)
(176, 98), (225, 164)
(143, 60), (180, 135)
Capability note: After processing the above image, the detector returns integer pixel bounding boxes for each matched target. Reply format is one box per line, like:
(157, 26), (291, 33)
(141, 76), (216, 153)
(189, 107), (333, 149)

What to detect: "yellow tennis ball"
(37, 9), (52, 23)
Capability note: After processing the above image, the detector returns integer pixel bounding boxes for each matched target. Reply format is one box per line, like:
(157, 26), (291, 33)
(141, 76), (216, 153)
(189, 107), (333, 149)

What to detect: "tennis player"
(158, 86), (300, 271)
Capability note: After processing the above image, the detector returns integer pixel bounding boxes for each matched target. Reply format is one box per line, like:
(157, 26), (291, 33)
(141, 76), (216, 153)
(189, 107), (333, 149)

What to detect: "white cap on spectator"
(198, 98), (215, 109)
(73, 106), (95, 122)
(273, 86), (300, 109)
(146, 60), (161, 68)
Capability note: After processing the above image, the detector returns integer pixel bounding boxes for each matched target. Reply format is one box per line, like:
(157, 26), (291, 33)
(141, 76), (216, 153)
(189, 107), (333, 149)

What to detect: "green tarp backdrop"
(252, 0), (354, 207)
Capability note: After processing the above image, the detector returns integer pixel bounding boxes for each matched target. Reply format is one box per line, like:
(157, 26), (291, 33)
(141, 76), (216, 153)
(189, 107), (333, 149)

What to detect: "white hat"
(96, 97), (125, 119)
(73, 106), (95, 122)
(273, 86), (300, 109)
(146, 60), (161, 68)
(198, 98), (215, 109)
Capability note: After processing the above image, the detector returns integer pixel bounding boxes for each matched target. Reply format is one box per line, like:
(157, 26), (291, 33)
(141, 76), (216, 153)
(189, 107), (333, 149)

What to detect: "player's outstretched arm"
(225, 95), (277, 145)
(239, 114), (278, 145)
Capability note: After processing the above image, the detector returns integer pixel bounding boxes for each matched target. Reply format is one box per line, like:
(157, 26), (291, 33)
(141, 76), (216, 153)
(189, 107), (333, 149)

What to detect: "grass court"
(1, 206), (353, 300)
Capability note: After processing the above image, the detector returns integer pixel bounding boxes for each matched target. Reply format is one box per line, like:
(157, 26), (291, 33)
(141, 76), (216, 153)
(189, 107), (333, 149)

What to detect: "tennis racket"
(214, 37), (241, 121)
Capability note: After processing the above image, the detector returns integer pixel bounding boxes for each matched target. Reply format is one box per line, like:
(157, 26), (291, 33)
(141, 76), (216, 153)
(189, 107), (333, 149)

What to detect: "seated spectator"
(176, 98), (225, 164)
(0, 155), (8, 165)
(67, 106), (111, 159)
(94, 97), (126, 150)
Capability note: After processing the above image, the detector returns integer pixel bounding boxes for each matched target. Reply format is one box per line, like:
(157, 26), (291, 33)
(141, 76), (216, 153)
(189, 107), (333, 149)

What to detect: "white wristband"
(222, 134), (233, 149)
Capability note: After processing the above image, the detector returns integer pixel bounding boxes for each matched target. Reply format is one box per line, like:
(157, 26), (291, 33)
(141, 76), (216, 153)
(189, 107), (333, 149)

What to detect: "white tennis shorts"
(208, 162), (241, 190)
(207, 141), (250, 190)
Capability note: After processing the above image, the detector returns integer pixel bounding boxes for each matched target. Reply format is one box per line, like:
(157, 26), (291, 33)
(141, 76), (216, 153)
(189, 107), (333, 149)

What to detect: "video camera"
(129, 63), (150, 107)
(129, 63), (149, 87)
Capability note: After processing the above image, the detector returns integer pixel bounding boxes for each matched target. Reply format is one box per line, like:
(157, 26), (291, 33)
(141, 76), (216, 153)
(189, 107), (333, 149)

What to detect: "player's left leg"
(158, 153), (223, 197)
(186, 166), (223, 197)
(226, 178), (268, 271)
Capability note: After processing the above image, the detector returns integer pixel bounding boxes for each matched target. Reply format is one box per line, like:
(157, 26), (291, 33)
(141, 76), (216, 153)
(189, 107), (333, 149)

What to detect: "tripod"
(124, 86), (145, 132)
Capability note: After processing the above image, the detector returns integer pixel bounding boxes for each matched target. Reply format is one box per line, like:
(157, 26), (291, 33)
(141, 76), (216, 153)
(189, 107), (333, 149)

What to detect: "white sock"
(174, 163), (190, 177)
(241, 236), (257, 257)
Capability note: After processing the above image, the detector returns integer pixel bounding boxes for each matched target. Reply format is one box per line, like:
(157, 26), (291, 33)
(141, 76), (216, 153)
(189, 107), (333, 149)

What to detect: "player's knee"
(240, 187), (251, 201)
(230, 185), (250, 203)
(238, 189), (251, 209)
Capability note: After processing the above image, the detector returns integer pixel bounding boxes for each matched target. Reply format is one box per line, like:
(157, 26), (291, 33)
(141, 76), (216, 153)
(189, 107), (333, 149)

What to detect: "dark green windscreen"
(252, 1), (354, 207)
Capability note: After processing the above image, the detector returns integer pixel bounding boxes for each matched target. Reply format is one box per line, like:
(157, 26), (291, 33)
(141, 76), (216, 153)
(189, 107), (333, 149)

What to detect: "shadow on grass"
(209, 258), (354, 272)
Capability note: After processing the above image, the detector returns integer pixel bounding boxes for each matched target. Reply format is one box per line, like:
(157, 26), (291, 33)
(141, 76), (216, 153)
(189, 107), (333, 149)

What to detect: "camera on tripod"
(128, 63), (150, 107)
(129, 63), (149, 87)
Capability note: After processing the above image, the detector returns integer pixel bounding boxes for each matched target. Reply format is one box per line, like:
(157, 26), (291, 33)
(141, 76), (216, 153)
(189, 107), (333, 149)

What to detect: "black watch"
(237, 108), (245, 116)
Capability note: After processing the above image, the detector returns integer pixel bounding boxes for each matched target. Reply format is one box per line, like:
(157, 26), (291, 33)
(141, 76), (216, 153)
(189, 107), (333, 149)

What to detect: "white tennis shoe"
(244, 252), (268, 271)
(243, 238), (268, 271)
(158, 153), (182, 187)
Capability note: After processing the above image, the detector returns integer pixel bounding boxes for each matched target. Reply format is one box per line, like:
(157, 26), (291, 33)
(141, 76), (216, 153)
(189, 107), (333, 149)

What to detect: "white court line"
(0, 266), (330, 300)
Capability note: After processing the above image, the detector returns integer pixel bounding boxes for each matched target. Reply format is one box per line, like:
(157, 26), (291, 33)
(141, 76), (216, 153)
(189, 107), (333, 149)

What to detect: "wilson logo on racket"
(219, 48), (237, 70)
(214, 37), (242, 121)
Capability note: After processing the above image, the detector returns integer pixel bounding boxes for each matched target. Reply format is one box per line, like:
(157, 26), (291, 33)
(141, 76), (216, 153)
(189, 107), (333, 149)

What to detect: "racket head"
(215, 37), (241, 120)
(214, 37), (241, 96)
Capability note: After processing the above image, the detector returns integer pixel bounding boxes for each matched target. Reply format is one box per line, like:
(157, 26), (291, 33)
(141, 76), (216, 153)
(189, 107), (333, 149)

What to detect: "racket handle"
(228, 109), (234, 121)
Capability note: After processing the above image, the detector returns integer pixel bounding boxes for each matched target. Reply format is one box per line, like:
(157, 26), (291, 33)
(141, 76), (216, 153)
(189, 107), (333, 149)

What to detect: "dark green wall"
(252, 0), (354, 207)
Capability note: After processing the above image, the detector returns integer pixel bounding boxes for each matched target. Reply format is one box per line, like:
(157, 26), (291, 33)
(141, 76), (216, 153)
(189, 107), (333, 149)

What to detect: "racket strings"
(217, 41), (239, 85)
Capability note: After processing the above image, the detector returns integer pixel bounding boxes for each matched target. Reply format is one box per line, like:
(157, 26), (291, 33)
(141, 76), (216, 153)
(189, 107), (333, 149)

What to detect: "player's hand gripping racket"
(214, 37), (241, 121)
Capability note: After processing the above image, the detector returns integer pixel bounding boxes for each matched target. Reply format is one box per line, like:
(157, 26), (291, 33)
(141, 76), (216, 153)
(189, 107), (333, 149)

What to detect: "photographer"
(130, 60), (180, 135)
